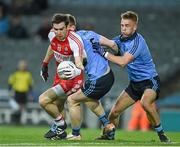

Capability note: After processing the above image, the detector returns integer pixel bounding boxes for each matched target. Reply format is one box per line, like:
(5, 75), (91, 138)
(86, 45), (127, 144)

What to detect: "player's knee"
(67, 96), (75, 107)
(39, 94), (45, 107)
(39, 94), (49, 108)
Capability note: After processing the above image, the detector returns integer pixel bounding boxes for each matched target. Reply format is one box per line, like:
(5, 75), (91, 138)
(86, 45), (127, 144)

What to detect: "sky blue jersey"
(113, 32), (158, 82)
(77, 30), (109, 81)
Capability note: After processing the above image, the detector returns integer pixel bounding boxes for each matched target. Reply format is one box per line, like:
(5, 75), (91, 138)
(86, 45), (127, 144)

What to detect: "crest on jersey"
(64, 47), (69, 54)
(64, 47), (68, 51)
(57, 44), (61, 51)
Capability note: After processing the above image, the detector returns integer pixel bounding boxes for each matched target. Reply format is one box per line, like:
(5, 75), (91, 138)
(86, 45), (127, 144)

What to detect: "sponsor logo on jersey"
(54, 51), (73, 62)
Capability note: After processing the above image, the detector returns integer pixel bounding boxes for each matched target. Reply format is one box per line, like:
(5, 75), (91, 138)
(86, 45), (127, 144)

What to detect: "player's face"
(121, 19), (137, 38)
(67, 24), (76, 31)
(53, 22), (68, 41)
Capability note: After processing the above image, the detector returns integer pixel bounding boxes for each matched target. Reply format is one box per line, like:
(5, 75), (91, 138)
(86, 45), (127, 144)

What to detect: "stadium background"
(0, 0), (180, 131)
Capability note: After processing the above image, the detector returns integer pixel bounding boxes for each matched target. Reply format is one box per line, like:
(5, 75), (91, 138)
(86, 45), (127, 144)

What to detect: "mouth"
(56, 34), (62, 38)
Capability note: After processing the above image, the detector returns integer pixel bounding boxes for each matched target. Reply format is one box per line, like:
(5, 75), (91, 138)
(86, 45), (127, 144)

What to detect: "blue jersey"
(77, 30), (109, 81)
(113, 32), (158, 82)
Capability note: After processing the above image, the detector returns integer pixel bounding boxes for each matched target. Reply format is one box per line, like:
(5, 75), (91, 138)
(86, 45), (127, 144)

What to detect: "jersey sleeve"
(48, 31), (56, 42)
(68, 31), (84, 57)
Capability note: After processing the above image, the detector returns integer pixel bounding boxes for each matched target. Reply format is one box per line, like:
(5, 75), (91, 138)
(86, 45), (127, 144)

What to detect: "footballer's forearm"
(105, 52), (133, 68)
(99, 35), (119, 53)
(43, 45), (54, 64)
(74, 56), (84, 70)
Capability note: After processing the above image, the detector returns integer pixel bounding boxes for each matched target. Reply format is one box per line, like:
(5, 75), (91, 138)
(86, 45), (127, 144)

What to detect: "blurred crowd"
(0, 0), (51, 41)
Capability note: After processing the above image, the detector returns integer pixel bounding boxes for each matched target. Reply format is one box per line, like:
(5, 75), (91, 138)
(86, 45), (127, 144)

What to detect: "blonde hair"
(121, 11), (138, 23)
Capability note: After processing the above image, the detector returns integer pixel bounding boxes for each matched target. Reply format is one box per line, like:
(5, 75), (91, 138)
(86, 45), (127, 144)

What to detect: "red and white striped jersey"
(48, 31), (84, 94)
(49, 31), (84, 63)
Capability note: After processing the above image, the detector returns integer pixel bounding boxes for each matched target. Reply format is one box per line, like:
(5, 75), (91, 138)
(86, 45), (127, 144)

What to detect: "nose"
(57, 30), (61, 34)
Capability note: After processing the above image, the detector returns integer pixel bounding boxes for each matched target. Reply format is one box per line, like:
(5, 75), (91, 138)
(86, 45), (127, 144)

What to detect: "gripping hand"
(90, 38), (106, 57)
(62, 67), (81, 80)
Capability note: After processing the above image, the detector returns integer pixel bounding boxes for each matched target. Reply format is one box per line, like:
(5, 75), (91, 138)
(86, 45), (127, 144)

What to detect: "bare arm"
(74, 56), (84, 70)
(98, 35), (133, 67)
(99, 35), (119, 53)
(105, 52), (134, 68)
(43, 45), (54, 63)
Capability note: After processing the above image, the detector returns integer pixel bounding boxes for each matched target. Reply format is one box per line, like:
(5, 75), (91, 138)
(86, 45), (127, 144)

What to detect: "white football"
(57, 61), (76, 80)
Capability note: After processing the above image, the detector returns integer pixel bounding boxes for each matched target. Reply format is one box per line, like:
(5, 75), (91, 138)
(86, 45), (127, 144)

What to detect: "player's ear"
(133, 23), (137, 31)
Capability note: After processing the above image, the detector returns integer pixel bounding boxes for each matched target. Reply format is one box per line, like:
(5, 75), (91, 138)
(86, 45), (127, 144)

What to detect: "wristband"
(104, 52), (109, 58)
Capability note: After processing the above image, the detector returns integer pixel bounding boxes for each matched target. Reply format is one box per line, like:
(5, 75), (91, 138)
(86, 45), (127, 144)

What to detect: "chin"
(123, 33), (132, 37)
(122, 34), (128, 38)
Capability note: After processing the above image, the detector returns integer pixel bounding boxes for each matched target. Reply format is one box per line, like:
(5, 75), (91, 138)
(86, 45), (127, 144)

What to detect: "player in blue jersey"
(62, 30), (116, 140)
(95, 11), (170, 143)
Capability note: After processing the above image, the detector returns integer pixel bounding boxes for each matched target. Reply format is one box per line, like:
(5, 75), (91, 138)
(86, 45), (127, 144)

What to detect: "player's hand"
(40, 62), (49, 82)
(62, 67), (82, 80)
(98, 46), (107, 57)
(90, 38), (107, 57)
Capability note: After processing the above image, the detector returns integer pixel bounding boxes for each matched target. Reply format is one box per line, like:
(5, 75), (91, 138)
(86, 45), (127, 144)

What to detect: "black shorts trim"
(125, 76), (160, 101)
(82, 69), (114, 99)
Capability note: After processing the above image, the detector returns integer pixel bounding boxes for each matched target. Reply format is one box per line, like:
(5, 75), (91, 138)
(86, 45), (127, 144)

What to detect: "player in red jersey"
(39, 13), (85, 140)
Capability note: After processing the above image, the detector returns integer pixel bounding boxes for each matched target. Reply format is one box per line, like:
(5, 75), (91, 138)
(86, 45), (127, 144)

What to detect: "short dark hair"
(51, 13), (69, 26)
(66, 14), (76, 26)
(121, 11), (138, 23)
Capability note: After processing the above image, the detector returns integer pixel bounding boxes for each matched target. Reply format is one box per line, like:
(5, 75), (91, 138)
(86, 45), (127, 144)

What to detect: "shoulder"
(48, 31), (56, 42)
(136, 33), (145, 41)
(68, 31), (84, 49)
(112, 35), (120, 41)
(69, 31), (80, 37)
(77, 30), (86, 34)
(112, 35), (121, 45)
(135, 33), (148, 47)
(77, 30), (96, 37)
(68, 31), (83, 41)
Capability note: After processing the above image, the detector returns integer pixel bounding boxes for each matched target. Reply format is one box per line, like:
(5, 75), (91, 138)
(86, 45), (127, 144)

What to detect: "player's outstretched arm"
(98, 35), (134, 67)
(99, 35), (119, 53)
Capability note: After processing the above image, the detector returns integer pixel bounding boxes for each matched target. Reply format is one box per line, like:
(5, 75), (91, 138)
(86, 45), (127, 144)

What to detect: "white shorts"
(52, 84), (66, 97)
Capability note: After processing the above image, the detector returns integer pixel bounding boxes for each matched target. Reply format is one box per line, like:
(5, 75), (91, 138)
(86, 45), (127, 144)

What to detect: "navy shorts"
(82, 69), (114, 100)
(125, 76), (160, 101)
